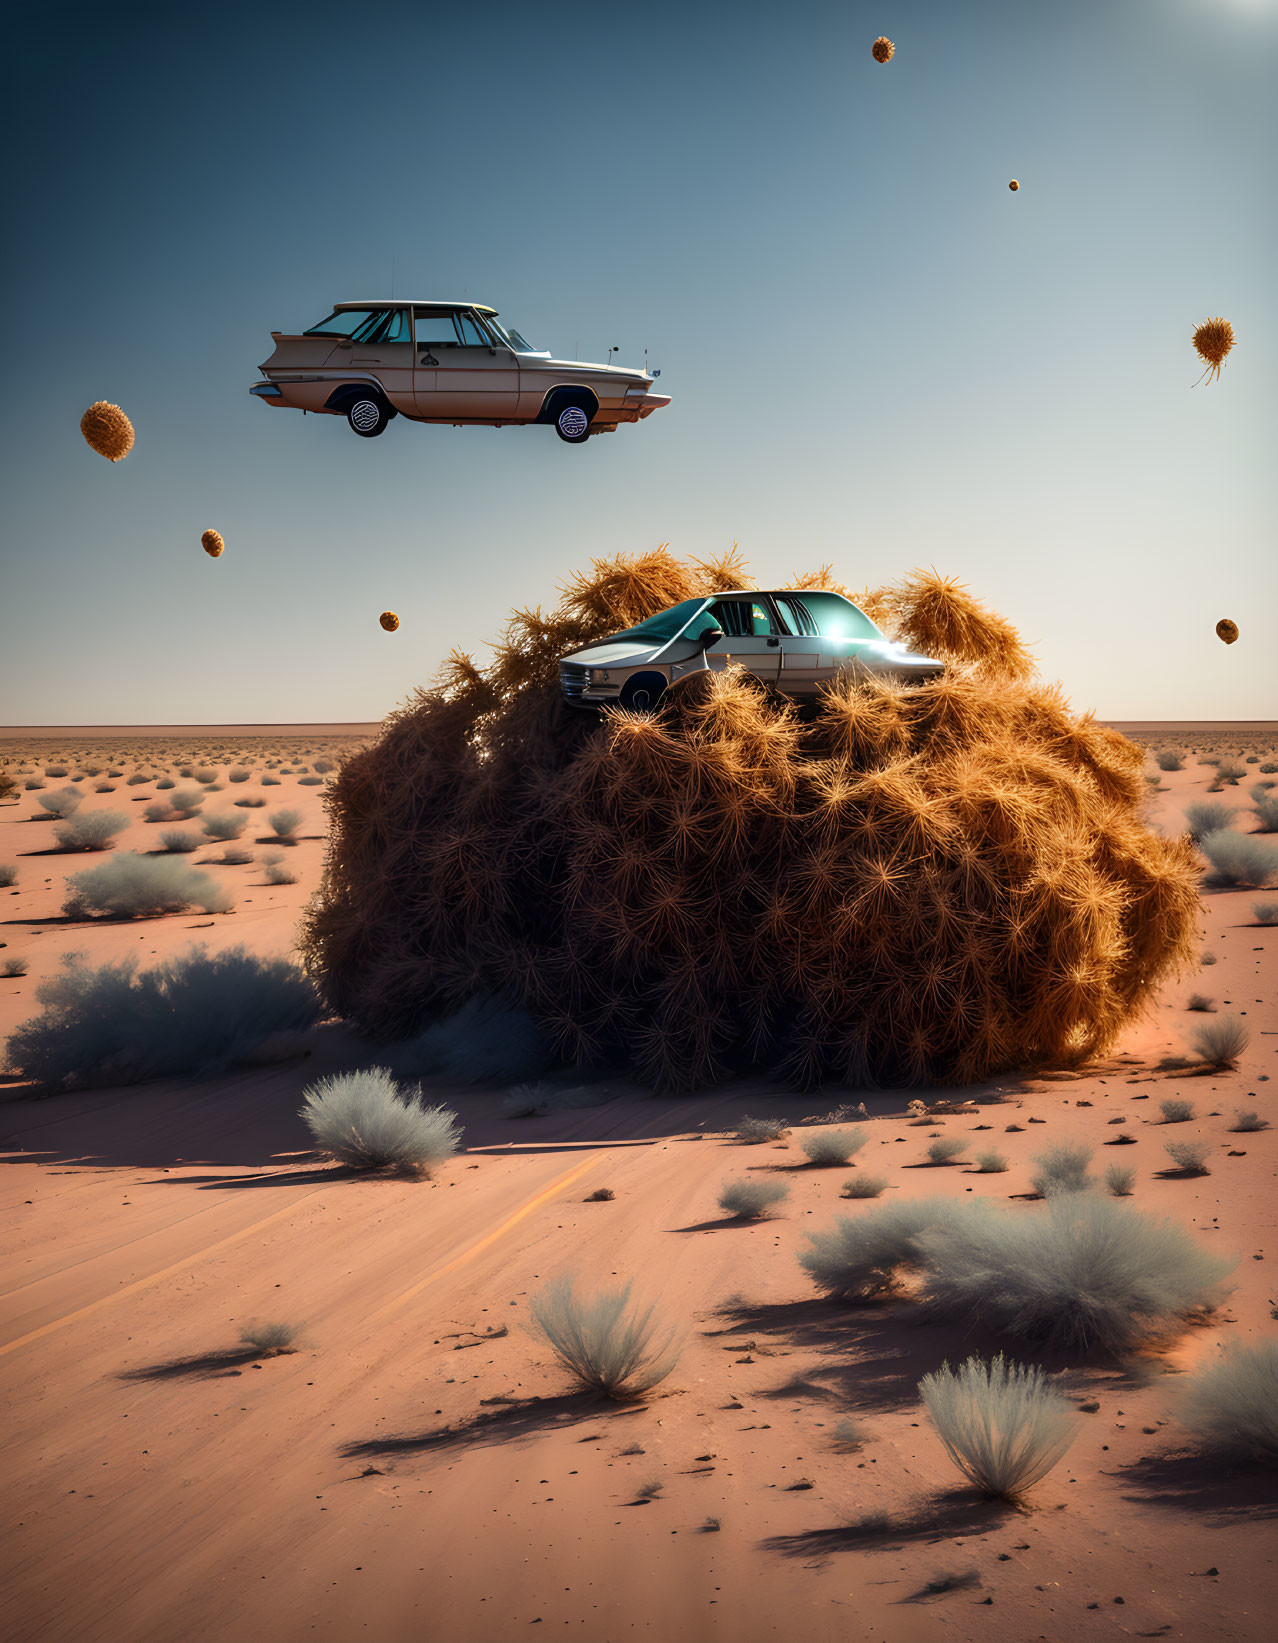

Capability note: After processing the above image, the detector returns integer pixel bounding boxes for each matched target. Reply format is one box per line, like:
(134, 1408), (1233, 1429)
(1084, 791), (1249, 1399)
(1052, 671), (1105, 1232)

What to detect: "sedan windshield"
(484, 316), (540, 352)
(609, 597), (710, 646)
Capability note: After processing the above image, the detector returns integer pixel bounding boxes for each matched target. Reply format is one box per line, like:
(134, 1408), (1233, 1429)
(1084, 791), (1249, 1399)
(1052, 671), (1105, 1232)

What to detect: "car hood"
(536, 358), (651, 384)
(563, 640), (659, 668)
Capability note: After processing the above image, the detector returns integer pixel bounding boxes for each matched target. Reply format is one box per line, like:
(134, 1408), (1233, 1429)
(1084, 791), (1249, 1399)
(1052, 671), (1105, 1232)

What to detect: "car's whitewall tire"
(555, 402), (591, 444)
(348, 396), (390, 438)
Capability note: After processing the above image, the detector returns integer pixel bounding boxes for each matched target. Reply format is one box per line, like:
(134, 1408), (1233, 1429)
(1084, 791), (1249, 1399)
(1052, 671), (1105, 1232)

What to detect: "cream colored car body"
(250, 299), (669, 440)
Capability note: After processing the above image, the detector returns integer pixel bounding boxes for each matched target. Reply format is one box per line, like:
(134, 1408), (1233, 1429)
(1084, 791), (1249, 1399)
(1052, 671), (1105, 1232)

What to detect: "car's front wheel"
(347, 394), (391, 438)
(618, 671), (667, 713)
(554, 396), (594, 444)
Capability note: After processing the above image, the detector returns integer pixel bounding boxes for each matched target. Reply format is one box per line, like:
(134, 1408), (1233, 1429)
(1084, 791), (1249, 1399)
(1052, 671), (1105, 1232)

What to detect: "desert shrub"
(268, 808), (303, 840)
(1176, 1342), (1278, 1463)
(1104, 1162), (1135, 1196)
(202, 811), (248, 842)
(156, 777), (176, 790)
(262, 774), (281, 785)
(44, 765), (68, 778)
(1186, 993), (1214, 1011)
(841, 1175), (889, 1198)
(585, 1186), (615, 1201)
(1184, 802), (1239, 843)
(394, 992), (556, 1084)
(0, 864), (17, 887)
(3, 945), (321, 1087)
(37, 786), (83, 820)
(1159, 1098), (1195, 1123)
(228, 768), (252, 783)
(238, 1320), (302, 1355)
(300, 553), (1200, 1091)
(299, 775), (323, 786)
(219, 849), (254, 865)
(1164, 1139), (1210, 1174)
(799, 1197), (971, 1301)
(1154, 750), (1184, 772)
(2, 957), (29, 978)
(169, 787), (204, 816)
(1230, 1111), (1268, 1132)
(1252, 795), (1278, 833)
(527, 1274), (681, 1399)
(1191, 1014), (1249, 1068)
(799, 1127), (867, 1166)
(926, 1135), (968, 1164)
(126, 772), (150, 786)
(1200, 950), (1218, 964)
(1198, 829), (1278, 889)
(299, 1068), (462, 1173)
(24, 778), (46, 791)
(94, 781), (116, 793)
(736, 1115), (788, 1143)
(265, 859), (299, 884)
(51, 809), (129, 851)
(193, 767), (219, 785)
(1030, 1142), (1093, 1196)
(159, 829), (202, 853)
(1262, 762), (1278, 775)
(1216, 759), (1246, 784)
(313, 759), (336, 774)
(974, 1150), (1009, 1173)
(234, 796), (266, 808)
(917, 1194), (1235, 1352)
(832, 1415), (869, 1448)
(178, 765), (194, 779)
(718, 1177), (791, 1218)
(919, 1354), (1078, 1498)
(63, 853), (233, 918)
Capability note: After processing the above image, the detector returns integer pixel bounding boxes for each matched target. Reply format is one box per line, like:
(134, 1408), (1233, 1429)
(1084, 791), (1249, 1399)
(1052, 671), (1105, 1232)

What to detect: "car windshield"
(777, 592), (884, 640)
(609, 597), (710, 646)
(484, 316), (540, 352)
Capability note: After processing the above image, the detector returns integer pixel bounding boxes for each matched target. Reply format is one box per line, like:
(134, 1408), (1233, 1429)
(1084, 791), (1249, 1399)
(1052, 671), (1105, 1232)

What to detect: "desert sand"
(2, 728), (1276, 1642)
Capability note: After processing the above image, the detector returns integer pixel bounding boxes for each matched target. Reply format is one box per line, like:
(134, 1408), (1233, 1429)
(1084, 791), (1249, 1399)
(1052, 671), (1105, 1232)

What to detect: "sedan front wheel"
(554, 399), (593, 444)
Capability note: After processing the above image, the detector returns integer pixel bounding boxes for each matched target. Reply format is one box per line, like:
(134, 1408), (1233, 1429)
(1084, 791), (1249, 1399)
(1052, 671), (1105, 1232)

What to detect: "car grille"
(560, 662), (589, 701)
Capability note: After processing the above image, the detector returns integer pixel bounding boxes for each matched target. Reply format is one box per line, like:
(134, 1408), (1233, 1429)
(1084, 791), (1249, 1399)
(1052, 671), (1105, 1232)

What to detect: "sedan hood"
(564, 640), (657, 668)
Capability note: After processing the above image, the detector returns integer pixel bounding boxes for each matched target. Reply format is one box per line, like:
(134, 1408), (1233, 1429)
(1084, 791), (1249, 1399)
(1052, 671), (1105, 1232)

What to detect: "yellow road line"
(364, 1153), (599, 1326)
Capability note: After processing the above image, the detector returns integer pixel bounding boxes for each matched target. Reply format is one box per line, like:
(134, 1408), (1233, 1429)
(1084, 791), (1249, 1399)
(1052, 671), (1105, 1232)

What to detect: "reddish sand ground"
(2, 731), (1276, 1642)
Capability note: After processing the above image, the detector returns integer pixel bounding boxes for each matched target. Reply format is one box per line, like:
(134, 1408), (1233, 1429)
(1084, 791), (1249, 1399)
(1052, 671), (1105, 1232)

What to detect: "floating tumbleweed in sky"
(1009, 179), (1019, 191)
(1192, 318), (1234, 385)
(379, 611), (400, 632)
(1216, 619), (1238, 646)
(201, 530), (224, 559)
(871, 37), (894, 64)
(80, 402), (134, 462)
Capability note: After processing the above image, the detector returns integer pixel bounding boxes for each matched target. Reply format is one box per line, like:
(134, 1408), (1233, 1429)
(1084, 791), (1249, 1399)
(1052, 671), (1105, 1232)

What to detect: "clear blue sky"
(2, 0), (1274, 724)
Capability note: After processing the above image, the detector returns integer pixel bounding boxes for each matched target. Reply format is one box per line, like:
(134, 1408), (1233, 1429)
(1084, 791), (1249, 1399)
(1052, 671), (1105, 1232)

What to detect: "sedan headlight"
(591, 669), (611, 683)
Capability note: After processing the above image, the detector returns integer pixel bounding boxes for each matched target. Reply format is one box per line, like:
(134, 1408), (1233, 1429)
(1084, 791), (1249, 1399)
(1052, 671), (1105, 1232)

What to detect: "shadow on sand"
(118, 1346), (292, 1382)
(339, 1390), (635, 1463)
(762, 1491), (1010, 1563)
(1120, 1452), (1278, 1522)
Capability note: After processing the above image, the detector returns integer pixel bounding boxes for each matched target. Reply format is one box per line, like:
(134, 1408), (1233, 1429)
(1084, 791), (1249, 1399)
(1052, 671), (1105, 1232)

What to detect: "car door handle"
(766, 637), (780, 647)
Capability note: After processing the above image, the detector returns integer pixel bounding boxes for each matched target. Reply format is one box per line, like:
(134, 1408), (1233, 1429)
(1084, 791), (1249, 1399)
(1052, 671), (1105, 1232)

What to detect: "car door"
(774, 593), (876, 692)
(703, 597), (781, 685)
(345, 309), (415, 411)
(413, 307), (520, 420)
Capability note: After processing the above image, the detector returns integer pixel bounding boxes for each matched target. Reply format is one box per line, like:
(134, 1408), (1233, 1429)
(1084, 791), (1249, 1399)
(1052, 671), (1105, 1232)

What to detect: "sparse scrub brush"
(37, 786), (83, 820)
(299, 775), (323, 786)
(799, 1198), (970, 1301)
(1155, 750), (1184, 772)
(916, 1195), (1235, 1353)
(841, 1175), (889, 1198)
(63, 853), (232, 918)
(2, 957), (29, 978)
(262, 774), (281, 785)
(718, 1177), (791, 1218)
(1198, 829), (1278, 889)
(238, 1320), (302, 1355)
(265, 859), (298, 885)
(300, 1068), (461, 1174)
(156, 777), (176, 790)
(0, 864), (18, 887)
(927, 1135), (968, 1164)
(1230, 1111), (1268, 1132)
(800, 1127), (867, 1166)
(235, 796), (267, 808)
(736, 1115), (788, 1144)
(1252, 796), (1278, 833)
(3, 945), (320, 1087)
(94, 781), (116, 793)
(1184, 802), (1239, 842)
(44, 765), (69, 778)
(193, 767), (219, 785)
(314, 759), (336, 774)
(159, 829), (202, 853)
(24, 778), (46, 791)
(1176, 1342), (1278, 1463)
(1191, 1014), (1249, 1068)
(1104, 1162), (1136, 1196)
(169, 787), (204, 816)
(974, 1150), (1009, 1173)
(1030, 1142), (1093, 1197)
(527, 1274), (681, 1399)
(219, 849), (254, 865)
(228, 768), (252, 783)
(1159, 1098), (1195, 1123)
(1262, 762), (1278, 776)
(51, 808), (129, 851)
(1186, 994), (1214, 1011)
(300, 551), (1201, 1090)
(1163, 1139), (1211, 1174)
(1252, 901), (1278, 924)
(920, 1354), (1079, 1498)
(202, 811), (248, 842)
(1216, 759), (1246, 784)
(1200, 950), (1218, 965)
(125, 772), (150, 786)
(268, 808), (303, 841)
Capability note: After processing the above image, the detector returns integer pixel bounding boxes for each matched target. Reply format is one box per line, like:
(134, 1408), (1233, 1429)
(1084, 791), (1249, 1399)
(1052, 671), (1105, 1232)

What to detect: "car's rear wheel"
(347, 394), (391, 438)
(553, 395), (594, 444)
(618, 671), (667, 713)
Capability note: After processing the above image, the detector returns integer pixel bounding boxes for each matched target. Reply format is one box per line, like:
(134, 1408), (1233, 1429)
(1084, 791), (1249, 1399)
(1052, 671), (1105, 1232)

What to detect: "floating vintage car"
(250, 300), (670, 443)
(560, 590), (945, 711)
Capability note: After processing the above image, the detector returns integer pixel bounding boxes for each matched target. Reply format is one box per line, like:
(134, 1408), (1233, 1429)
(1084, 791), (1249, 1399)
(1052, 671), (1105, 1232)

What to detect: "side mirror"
(697, 625), (725, 649)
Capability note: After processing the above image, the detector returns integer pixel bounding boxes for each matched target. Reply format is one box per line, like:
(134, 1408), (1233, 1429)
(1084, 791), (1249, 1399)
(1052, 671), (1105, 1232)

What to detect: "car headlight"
(591, 669), (610, 684)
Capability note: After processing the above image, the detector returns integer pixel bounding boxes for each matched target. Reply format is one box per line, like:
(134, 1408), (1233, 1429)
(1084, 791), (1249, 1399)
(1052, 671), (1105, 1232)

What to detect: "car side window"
(305, 309), (378, 336)
(709, 599), (778, 638)
(775, 597), (816, 637)
(456, 312), (489, 346)
(379, 309), (411, 344)
(413, 311), (461, 347)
